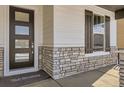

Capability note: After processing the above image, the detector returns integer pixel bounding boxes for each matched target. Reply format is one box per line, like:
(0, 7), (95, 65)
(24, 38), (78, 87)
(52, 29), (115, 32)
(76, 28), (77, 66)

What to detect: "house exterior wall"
(54, 5), (117, 47)
(41, 5), (118, 79)
(0, 5), (118, 79)
(43, 6), (54, 47)
(54, 6), (84, 47)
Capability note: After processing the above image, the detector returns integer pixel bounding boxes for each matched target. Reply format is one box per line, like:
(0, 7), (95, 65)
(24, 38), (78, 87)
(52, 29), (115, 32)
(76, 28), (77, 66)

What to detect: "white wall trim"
(85, 51), (110, 57)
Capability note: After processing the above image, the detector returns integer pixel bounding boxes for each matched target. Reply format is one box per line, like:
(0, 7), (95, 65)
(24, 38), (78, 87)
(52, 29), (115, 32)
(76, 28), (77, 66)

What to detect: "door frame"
(9, 6), (34, 69)
(4, 5), (40, 76)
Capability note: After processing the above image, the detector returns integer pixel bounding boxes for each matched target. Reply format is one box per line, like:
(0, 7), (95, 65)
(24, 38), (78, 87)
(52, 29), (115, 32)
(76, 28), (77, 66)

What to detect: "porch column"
(118, 51), (124, 86)
(117, 18), (124, 86)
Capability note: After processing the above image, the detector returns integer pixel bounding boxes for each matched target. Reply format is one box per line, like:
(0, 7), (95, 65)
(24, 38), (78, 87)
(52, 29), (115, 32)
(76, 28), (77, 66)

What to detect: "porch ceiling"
(97, 5), (124, 12)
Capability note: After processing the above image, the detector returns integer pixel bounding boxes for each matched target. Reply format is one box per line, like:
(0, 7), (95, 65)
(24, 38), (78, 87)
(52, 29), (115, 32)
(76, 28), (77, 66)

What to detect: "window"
(15, 39), (29, 48)
(15, 11), (29, 22)
(15, 26), (29, 35)
(93, 15), (105, 51)
(85, 9), (110, 53)
(15, 53), (29, 62)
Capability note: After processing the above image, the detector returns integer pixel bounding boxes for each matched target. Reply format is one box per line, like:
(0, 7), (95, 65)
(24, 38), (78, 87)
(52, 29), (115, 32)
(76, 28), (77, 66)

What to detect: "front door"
(9, 6), (34, 69)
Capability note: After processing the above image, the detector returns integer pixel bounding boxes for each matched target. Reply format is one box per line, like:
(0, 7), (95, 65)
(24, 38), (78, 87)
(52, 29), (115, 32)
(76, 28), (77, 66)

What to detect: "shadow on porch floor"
(0, 70), (50, 87)
(23, 65), (119, 87)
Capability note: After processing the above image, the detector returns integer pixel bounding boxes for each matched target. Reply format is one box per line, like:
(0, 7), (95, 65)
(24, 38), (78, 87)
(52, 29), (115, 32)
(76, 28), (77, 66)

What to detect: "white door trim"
(4, 5), (40, 76)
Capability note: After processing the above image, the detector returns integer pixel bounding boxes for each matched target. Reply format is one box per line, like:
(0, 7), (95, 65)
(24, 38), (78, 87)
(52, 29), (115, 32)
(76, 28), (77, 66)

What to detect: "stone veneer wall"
(41, 46), (117, 79)
(119, 51), (124, 87)
(0, 47), (3, 77)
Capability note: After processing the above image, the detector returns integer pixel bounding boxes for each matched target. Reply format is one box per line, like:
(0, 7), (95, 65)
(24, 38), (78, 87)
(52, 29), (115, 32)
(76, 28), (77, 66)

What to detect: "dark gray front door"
(9, 6), (34, 69)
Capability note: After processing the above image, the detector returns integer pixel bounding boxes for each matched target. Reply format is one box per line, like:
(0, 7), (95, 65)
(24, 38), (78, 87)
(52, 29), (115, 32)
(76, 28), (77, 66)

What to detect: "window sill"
(85, 51), (110, 57)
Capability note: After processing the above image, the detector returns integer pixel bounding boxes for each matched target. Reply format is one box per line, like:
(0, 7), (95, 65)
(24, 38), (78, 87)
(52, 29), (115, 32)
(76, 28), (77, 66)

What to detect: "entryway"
(9, 6), (34, 69)
(0, 70), (50, 87)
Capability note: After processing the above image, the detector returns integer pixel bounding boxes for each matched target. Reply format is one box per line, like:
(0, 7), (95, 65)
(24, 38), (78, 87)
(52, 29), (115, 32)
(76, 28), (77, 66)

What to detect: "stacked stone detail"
(40, 46), (117, 79)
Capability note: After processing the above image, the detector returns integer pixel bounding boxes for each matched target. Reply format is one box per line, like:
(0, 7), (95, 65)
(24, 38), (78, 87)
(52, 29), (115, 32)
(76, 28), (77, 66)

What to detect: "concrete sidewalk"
(23, 65), (119, 87)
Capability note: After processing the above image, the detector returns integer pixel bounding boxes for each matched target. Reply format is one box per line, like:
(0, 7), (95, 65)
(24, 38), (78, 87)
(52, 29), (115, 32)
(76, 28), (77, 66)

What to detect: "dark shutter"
(105, 16), (110, 51)
(85, 10), (93, 53)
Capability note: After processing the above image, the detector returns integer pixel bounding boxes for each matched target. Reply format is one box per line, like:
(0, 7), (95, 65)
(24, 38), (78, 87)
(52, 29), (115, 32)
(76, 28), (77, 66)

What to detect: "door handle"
(32, 51), (34, 54)
(32, 42), (34, 48)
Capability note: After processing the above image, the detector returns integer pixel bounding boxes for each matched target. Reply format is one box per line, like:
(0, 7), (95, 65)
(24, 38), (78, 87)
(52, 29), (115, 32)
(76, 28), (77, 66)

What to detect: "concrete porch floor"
(23, 65), (119, 87)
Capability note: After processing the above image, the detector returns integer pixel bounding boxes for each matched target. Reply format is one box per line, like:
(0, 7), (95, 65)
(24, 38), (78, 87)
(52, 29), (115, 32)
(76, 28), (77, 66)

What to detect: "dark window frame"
(85, 10), (110, 54)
